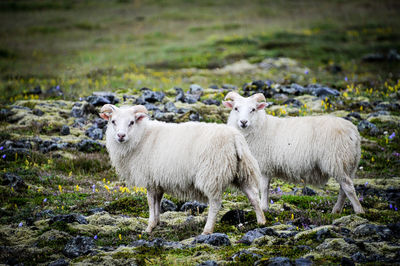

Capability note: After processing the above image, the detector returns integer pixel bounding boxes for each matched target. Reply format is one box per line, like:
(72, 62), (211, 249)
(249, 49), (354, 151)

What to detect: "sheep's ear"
(256, 102), (268, 110)
(100, 104), (116, 120)
(135, 112), (147, 123)
(222, 101), (234, 109)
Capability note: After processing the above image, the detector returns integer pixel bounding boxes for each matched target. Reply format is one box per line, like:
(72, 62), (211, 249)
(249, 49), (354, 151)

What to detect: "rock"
(189, 112), (200, 121)
(63, 236), (95, 258)
(189, 84), (204, 95)
(86, 95), (110, 106)
(130, 238), (184, 249)
(164, 102), (178, 113)
(87, 208), (105, 215)
(180, 201), (207, 214)
(231, 250), (262, 262)
(208, 84), (219, 90)
(46, 85), (63, 97)
(220, 209), (248, 225)
(197, 260), (218, 266)
(93, 118), (107, 129)
(71, 107), (83, 118)
(374, 102), (400, 112)
(362, 53), (386, 62)
(302, 187), (316, 196)
(266, 257), (292, 266)
(161, 199), (178, 213)
(185, 94), (200, 104)
(353, 223), (392, 241)
(48, 258), (69, 266)
(222, 84), (238, 90)
(315, 228), (333, 241)
(340, 257), (355, 266)
(144, 103), (160, 111)
(239, 227), (277, 245)
(351, 251), (367, 263)
(273, 93), (289, 102)
(137, 88), (165, 103)
(154, 110), (175, 122)
(60, 125), (70, 136)
(28, 86), (42, 95)
(314, 238), (359, 258)
(304, 84), (340, 97)
(175, 87), (185, 102)
(357, 120), (379, 136)
(85, 126), (103, 140)
(350, 101), (371, 110)
(49, 213), (88, 225)
(283, 98), (303, 108)
(347, 112), (361, 120)
(192, 233), (231, 246)
(294, 258), (313, 266)
(202, 99), (220, 106)
(77, 139), (103, 152)
(32, 108), (44, 116)
(1, 173), (27, 192)
(368, 111), (390, 118)
(333, 215), (368, 230)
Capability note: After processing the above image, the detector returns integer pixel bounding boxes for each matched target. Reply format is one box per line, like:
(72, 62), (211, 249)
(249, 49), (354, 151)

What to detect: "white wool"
(224, 93), (364, 214)
(101, 104), (266, 234)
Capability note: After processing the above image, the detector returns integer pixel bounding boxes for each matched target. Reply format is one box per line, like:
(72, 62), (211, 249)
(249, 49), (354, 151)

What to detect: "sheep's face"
(223, 93), (267, 130)
(100, 104), (148, 144)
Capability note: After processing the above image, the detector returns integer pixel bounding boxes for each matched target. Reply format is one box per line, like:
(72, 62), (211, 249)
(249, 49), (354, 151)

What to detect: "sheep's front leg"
(154, 190), (164, 225)
(260, 175), (271, 212)
(339, 177), (364, 214)
(202, 198), (222, 235)
(241, 184), (266, 225)
(145, 189), (158, 233)
(332, 186), (346, 213)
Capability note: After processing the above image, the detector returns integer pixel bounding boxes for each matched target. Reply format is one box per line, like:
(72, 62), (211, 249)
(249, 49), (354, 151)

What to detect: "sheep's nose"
(117, 133), (126, 141)
(240, 120), (248, 128)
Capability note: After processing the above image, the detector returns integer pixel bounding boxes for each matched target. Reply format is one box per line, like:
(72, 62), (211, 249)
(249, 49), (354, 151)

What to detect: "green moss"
(105, 195), (149, 218)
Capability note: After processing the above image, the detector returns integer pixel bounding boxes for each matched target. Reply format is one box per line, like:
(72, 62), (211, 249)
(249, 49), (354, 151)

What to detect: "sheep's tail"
(234, 134), (262, 188)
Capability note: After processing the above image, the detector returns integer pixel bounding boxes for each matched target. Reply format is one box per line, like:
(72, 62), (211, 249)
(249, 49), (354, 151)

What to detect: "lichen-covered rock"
(180, 201), (207, 214)
(193, 233), (231, 246)
(231, 250), (262, 263)
(294, 225), (336, 241)
(306, 238), (359, 259)
(49, 213), (88, 225)
(332, 215), (368, 230)
(2, 173), (27, 192)
(161, 199), (178, 212)
(63, 235), (95, 258)
(239, 227), (277, 245)
(353, 223), (392, 241)
(220, 209), (247, 225)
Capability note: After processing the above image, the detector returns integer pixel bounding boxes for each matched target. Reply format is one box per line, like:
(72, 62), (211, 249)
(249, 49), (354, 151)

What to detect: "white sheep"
(223, 92), (364, 214)
(100, 104), (266, 234)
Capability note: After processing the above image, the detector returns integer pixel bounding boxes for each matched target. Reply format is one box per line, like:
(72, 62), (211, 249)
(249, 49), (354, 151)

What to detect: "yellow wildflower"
(58, 185), (62, 193)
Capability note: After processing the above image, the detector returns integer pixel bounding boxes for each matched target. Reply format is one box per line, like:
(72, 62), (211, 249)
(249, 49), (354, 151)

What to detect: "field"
(0, 0), (399, 265)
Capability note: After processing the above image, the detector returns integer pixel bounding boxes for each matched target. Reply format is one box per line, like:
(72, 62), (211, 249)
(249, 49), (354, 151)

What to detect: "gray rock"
(175, 87), (185, 102)
(46, 85), (63, 97)
(283, 98), (303, 108)
(137, 88), (165, 103)
(87, 208), (105, 215)
(48, 258), (69, 266)
(28, 86), (42, 95)
(357, 120), (379, 136)
(305, 84), (340, 97)
(130, 238), (184, 249)
(367, 111), (390, 118)
(231, 250), (262, 262)
(197, 260), (218, 266)
(208, 84), (219, 90)
(193, 233), (231, 246)
(302, 187), (316, 196)
(85, 126), (103, 140)
(60, 125), (70, 136)
(266, 257), (292, 266)
(353, 223), (392, 241)
(220, 209), (248, 225)
(86, 96), (110, 106)
(144, 103), (160, 111)
(222, 84), (237, 90)
(315, 228), (333, 241)
(71, 107), (83, 118)
(32, 108), (44, 116)
(164, 102), (178, 113)
(374, 102), (400, 112)
(77, 139), (103, 152)
(180, 201), (207, 214)
(294, 258), (313, 266)
(189, 84), (204, 94)
(239, 227), (277, 245)
(185, 94), (200, 104)
(351, 251), (366, 263)
(49, 213), (88, 225)
(154, 110), (175, 122)
(73, 118), (86, 128)
(161, 199), (178, 212)
(340, 257), (355, 266)
(189, 113), (200, 121)
(2, 173), (27, 192)
(347, 112), (361, 120)
(63, 236), (95, 258)
(202, 99), (220, 106)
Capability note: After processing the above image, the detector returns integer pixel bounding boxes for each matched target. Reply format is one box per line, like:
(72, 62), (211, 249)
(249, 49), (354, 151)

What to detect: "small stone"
(351, 251), (366, 263)
(71, 107), (83, 118)
(193, 233), (231, 246)
(340, 257), (355, 266)
(347, 112), (362, 120)
(202, 99), (220, 106)
(87, 208), (105, 215)
(77, 139), (103, 152)
(220, 209), (248, 225)
(239, 227), (277, 245)
(294, 258), (313, 266)
(28, 86), (42, 95)
(231, 250), (262, 262)
(164, 102), (178, 113)
(357, 120), (379, 136)
(48, 258), (69, 266)
(180, 201), (207, 214)
(197, 260), (218, 266)
(2, 173), (27, 192)
(266, 257), (292, 266)
(85, 126), (103, 140)
(208, 84), (219, 90)
(86, 96), (110, 106)
(49, 213), (88, 225)
(161, 199), (178, 213)
(46, 85), (64, 97)
(353, 223), (392, 241)
(189, 113), (200, 121)
(32, 108), (44, 116)
(189, 84), (204, 94)
(305, 84), (340, 97)
(315, 228), (333, 241)
(154, 110), (175, 122)
(175, 87), (185, 102)
(283, 98), (303, 108)
(302, 187), (316, 196)
(222, 84), (237, 90)
(60, 125), (70, 136)
(138, 88), (165, 103)
(185, 94), (200, 104)
(63, 236), (95, 258)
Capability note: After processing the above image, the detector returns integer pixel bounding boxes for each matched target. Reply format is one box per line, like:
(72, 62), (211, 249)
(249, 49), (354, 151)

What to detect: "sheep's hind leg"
(155, 190), (164, 225)
(332, 186), (346, 213)
(145, 189), (158, 233)
(241, 184), (266, 225)
(260, 175), (271, 212)
(339, 177), (364, 214)
(202, 197), (222, 235)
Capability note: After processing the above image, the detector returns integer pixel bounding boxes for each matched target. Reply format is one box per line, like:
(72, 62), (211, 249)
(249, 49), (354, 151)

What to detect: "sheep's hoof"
(201, 231), (212, 235)
(145, 227), (154, 233)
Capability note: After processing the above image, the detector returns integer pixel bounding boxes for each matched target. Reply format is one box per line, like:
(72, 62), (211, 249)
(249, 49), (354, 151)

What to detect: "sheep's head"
(100, 104), (148, 143)
(223, 92), (268, 130)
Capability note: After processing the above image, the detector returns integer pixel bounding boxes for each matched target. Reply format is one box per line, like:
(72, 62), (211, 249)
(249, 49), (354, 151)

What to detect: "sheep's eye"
(129, 121), (134, 126)
(234, 107), (238, 111)
(111, 120), (116, 125)
(251, 108), (256, 113)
